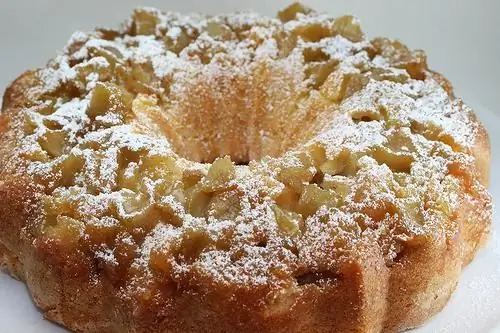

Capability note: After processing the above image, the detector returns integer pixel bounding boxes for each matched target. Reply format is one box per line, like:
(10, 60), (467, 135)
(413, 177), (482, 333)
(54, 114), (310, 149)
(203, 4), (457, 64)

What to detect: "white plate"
(0, 103), (498, 332)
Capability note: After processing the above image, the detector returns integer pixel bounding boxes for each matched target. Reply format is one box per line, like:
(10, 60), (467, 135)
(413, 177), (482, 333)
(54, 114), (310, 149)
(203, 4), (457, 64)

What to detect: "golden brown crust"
(0, 4), (492, 333)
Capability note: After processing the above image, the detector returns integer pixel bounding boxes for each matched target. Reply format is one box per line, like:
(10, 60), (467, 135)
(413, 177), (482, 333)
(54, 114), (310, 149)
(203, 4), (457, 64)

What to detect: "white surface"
(0, 1), (499, 332)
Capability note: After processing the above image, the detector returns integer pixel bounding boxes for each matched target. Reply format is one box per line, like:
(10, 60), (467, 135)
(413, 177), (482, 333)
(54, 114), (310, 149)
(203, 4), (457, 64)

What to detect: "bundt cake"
(0, 3), (492, 332)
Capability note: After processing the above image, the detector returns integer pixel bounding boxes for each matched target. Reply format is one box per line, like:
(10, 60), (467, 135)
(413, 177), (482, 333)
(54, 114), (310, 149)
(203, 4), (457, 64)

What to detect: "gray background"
(0, 0), (499, 115)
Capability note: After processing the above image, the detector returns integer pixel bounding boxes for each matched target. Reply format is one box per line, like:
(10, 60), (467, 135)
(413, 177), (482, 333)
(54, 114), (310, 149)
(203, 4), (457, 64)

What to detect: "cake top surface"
(0, 3), (491, 297)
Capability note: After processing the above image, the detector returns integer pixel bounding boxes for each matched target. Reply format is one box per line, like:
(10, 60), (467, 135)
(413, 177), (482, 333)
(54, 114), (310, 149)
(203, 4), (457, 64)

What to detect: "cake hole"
(126, 55), (335, 165)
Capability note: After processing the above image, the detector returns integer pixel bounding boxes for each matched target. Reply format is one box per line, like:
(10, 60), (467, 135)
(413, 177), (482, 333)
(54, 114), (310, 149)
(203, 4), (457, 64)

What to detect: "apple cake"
(0, 3), (492, 332)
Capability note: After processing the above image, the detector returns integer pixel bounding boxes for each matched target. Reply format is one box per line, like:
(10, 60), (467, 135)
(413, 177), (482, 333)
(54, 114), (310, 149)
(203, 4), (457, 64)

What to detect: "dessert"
(0, 3), (492, 332)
